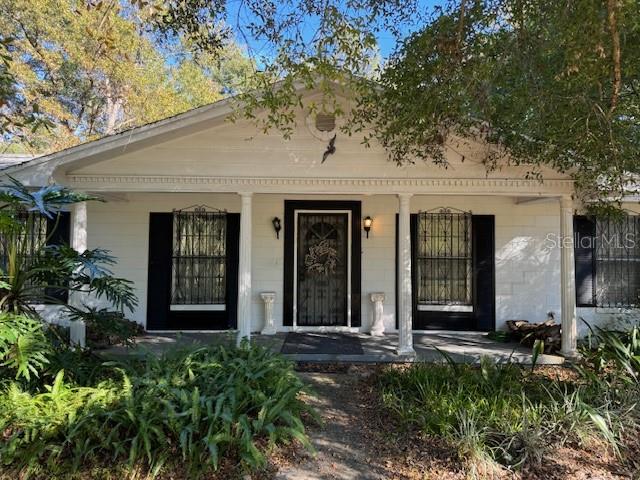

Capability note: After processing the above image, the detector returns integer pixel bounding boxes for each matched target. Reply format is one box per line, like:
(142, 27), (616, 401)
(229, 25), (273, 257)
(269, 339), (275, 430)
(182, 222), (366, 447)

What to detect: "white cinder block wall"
(85, 192), (576, 333)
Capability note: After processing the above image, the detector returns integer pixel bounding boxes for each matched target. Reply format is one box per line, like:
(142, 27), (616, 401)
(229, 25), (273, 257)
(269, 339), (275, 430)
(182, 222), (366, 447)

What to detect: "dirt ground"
(271, 364), (639, 480)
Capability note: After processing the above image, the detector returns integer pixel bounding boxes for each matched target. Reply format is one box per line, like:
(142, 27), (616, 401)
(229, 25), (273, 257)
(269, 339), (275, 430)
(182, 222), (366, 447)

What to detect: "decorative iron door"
(296, 213), (349, 326)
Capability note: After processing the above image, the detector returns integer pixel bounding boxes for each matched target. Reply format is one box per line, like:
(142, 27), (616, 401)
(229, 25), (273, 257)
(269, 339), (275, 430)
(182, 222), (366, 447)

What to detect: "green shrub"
(68, 306), (144, 349)
(580, 321), (640, 384)
(0, 343), (312, 477)
(376, 357), (627, 473)
(0, 312), (51, 381)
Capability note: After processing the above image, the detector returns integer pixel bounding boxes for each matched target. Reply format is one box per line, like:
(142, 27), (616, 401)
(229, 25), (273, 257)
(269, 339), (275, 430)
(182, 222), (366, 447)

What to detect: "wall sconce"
(272, 217), (282, 239)
(363, 216), (373, 238)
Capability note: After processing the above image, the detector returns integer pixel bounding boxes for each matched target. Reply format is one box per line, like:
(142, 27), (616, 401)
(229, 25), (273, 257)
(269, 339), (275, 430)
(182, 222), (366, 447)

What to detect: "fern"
(0, 312), (50, 381)
(0, 343), (313, 476)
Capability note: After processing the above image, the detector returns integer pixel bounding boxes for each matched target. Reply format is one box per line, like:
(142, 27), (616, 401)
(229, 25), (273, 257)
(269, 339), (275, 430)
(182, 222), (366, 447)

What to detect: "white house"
(4, 86), (639, 357)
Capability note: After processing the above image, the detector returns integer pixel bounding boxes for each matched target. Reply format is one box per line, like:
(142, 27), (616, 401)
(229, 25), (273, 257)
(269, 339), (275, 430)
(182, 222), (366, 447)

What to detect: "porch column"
(71, 202), (88, 253)
(237, 192), (253, 345)
(397, 194), (415, 356)
(70, 202), (88, 348)
(560, 195), (577, 357)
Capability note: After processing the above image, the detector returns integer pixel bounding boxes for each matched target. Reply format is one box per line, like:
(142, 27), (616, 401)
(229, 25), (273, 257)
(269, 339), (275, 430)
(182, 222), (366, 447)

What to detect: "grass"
(376, 356), (638, 476)
(0, 342), (314, 478)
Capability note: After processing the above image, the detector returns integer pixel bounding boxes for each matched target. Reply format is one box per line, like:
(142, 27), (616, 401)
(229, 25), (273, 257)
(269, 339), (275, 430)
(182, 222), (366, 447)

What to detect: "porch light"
(272, 217), (282, 239)
(363, 216), (373, 238)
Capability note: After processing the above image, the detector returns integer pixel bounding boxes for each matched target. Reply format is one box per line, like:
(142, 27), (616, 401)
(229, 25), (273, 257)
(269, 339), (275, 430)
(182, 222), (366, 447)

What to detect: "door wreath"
(304, 239), (338, 275)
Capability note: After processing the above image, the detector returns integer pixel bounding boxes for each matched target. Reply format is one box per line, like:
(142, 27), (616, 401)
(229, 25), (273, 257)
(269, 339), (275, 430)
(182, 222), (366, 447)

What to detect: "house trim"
(66, 174), (575, 196)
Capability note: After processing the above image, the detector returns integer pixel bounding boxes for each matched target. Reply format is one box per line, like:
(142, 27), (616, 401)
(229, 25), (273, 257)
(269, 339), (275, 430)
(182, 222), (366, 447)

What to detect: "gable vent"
(315, 113), (336, 132)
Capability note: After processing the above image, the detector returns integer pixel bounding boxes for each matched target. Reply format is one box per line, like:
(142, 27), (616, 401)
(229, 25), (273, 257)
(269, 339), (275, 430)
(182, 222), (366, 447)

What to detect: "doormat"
(281, 332), (364, 355)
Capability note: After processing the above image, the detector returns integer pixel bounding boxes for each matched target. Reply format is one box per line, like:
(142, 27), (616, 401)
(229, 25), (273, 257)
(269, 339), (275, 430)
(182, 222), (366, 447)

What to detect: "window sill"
(170, 304), (226, 311)
(577, 306), (640, 313)
(418, 304), (473, 313)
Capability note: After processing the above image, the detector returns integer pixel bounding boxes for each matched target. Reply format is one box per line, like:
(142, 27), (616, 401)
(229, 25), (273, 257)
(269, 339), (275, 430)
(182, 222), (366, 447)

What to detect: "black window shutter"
(146, 213), (173, 330)
(283, 205), (295, 326)
(46, 211), (71, 247)
(574, 215), (596, 307)
(225, 213), (240, 329)
(410, 213), (418, 329)
(472, 215), (495, 331)
(45, 211), (71, 303)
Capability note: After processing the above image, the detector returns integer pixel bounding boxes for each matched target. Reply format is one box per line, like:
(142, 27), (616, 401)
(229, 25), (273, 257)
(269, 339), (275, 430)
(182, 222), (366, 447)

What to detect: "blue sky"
(226, 0), (440, 62)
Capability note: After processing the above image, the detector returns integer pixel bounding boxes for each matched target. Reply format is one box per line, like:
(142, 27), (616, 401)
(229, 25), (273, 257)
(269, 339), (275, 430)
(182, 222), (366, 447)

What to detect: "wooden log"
(505, 319), (561, 352)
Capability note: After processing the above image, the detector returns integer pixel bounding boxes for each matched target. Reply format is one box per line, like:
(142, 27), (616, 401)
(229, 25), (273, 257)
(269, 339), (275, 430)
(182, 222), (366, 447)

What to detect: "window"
(0, 212), (49, 273)
(0, 211), (69, 303)
(170, 209), (227, 309)
(415, 210), (472, 306)
(595, 215), (640, 308)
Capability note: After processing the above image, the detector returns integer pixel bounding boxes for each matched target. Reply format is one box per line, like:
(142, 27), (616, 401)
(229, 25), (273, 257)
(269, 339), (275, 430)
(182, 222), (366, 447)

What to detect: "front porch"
(61, 189), (582, 358)
(102, 331), (565, 365)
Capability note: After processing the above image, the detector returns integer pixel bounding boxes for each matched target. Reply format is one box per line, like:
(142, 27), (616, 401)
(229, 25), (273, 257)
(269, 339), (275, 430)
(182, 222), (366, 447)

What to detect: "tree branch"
(456, 0), (467, 57)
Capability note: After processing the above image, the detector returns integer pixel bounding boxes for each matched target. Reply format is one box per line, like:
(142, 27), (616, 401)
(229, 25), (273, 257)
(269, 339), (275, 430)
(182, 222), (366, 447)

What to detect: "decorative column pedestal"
(260, 292), (277, 335)
(69, 320), (86, 348)
(370, 293), (385, 336)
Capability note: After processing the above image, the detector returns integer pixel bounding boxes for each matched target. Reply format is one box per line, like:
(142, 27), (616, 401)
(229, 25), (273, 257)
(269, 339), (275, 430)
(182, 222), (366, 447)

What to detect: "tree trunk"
(607, 0), (621, 115)
(104, 78), (123, 136)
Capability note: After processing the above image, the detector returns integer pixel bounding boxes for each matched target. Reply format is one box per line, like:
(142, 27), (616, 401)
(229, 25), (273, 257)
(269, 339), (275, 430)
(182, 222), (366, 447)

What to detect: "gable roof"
(1, 94), (240, 175)
(0, 153), (38, 170)
(2, 78), (360, 177)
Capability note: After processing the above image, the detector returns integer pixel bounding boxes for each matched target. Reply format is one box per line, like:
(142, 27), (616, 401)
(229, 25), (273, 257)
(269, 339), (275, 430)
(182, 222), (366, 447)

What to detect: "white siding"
(84, 193), (571, 333)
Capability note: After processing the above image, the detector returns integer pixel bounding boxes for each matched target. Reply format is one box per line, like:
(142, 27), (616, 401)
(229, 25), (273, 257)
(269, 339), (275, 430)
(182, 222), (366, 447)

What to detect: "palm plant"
(0, 178), (138, 379)
(0, 178), (138, 315)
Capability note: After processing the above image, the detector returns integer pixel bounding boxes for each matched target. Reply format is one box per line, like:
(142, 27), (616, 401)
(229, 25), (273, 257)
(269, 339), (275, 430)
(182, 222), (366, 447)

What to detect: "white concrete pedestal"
(70, 320), (86, 348)
(260, 292), (277, 335)
(370, 293), (385, 336)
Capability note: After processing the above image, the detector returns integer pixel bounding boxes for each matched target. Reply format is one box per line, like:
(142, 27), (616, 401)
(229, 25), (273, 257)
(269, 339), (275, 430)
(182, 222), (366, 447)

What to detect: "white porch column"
(397, 194), (415, 356)
(237, 192), (253, 345)
(70, 202), (87, 348)
(560, 195), (577, 357)
(71, 201), (88, 253)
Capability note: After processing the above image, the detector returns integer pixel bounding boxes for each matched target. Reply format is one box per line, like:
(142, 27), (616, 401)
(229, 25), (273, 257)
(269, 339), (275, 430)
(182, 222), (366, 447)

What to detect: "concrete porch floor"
(102, 331), (565, 365)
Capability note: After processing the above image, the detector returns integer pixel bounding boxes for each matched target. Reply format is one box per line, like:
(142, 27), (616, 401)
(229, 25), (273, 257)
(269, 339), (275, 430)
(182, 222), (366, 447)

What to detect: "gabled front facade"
(5, 87), (639, 356)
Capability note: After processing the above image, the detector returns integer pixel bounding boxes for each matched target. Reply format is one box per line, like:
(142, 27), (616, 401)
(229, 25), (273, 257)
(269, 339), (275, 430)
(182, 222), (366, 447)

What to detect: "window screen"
(416, 210), (472, 305)
(171, 210), (227, 305)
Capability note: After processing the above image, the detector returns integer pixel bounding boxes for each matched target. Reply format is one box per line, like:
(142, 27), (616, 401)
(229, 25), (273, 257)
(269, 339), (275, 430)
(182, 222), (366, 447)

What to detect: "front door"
(296, 212), (349, 326)
(283, 200), (362, 329)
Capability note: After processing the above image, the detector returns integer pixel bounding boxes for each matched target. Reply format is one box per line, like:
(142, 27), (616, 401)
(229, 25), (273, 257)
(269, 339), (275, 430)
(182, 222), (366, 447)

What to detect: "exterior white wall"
(63, 93), (568, 188)
(85, 192), (570, 333)
(86, 193), (240, 326)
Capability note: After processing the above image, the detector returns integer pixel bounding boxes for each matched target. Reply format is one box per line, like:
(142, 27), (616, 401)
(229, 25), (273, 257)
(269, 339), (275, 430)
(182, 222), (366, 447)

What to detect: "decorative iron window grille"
(171, 207), (227, 306)
(595, 215), (640, 308)
(416, 208), (472, 306)
(0, 212), (48, 270)
(0, 212), (49, 296)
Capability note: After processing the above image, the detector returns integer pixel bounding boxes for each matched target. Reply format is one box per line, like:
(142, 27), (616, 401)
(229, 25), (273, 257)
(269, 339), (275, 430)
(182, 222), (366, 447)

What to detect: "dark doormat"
(281, 333), (364, 355)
